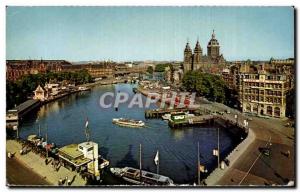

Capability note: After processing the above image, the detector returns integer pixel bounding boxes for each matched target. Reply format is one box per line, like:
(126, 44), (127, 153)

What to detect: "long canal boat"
(110, 167), (174, 186)
(112, 118), (145, 128)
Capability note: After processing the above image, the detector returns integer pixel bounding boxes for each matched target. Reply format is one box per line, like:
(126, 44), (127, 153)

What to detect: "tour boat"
(162, 112), (194, 121)
(112, 118), (145, 127)
(110, 167), (174, 186)
(78, 86), (91, 91)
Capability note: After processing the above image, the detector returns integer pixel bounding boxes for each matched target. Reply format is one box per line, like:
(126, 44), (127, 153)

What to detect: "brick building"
(6, 60), (71, 81)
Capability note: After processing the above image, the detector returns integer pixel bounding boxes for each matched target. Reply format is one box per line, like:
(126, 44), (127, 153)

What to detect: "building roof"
(184, 42), (192, 53)
(59, 144), (83, 159)
(35, 85), (45, 93)
(11, 99), (39, 113)
(58, 143), (92, 167)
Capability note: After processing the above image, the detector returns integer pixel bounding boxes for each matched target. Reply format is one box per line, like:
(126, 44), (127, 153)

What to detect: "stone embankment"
(205, 128), (256, 185)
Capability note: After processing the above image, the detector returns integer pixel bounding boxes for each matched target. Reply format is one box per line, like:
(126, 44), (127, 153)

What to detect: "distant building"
(183, 30), (226, 73)
(7, 59), (147, 81)
(6, 60), (71, 81)
(61, 62), (116, 79)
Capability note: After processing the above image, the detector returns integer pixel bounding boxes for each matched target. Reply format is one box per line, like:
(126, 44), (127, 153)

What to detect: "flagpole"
(38, 123), (41, 138)
(45, 124), (48, 160)
(157, 150), (159, 185)
(139, 144), (142, 184)
(217, 127), (220, 169)
(198, 142), (200, 185)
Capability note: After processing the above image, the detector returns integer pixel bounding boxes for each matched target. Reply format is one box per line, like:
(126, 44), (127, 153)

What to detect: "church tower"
(207, 30), (220, 60)
(183, 41), (192, 72)
(193, 39), (202, 70)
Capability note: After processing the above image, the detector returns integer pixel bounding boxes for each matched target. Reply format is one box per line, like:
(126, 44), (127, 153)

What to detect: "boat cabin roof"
(58, 144), (91, 167)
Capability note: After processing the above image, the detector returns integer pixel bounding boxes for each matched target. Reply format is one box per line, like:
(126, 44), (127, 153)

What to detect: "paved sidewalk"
(6, 140), (87, 186)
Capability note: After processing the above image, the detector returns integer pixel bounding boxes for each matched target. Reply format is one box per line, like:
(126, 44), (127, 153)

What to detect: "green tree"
(146, 66), (154, 74)
(155, 64), (169, 72)
(6, 70), (93, 109)
(182, 71), (228, 103)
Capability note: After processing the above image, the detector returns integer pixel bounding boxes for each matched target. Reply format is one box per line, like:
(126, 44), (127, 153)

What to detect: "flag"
(85, 118), (90, 142)
(85, 119), (89, 128)
(154, 150), (159, 165)
(213, 149), (219, 156)
(199, 164), (206, 173)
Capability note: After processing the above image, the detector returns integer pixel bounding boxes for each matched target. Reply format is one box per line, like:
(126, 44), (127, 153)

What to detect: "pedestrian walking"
(67, 179), (71, 186)
(58, 178), (63, 186)
(65, 176), (68, 186)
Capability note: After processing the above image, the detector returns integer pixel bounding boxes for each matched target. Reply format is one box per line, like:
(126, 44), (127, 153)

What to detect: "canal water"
(19, 83), (239, 184)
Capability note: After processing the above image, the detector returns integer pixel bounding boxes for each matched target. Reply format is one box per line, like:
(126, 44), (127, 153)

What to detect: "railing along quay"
(144, 108), (198, 118)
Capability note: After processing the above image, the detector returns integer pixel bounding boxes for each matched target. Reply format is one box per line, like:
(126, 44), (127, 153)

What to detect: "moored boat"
(162, 113), (171, 120)
(78, 86), (91, 91)
(110, 167), (174, 186)
(112, 118), (145, 127)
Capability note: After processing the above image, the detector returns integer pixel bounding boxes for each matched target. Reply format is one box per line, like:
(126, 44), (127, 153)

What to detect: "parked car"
(259, 147), (271, 156)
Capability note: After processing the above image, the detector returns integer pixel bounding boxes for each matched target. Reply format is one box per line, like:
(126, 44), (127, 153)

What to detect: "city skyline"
(6, 6), (294, 62)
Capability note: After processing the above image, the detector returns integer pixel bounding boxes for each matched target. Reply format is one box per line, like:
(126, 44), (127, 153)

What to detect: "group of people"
(7, 152), (15, 159)
(58, 175), (75, 186)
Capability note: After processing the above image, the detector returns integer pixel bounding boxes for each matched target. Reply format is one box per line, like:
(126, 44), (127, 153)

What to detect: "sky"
(6, 6), (294, 62)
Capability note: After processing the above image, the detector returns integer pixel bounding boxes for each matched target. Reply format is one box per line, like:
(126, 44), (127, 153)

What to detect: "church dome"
(207, 30), (220, 47)
(194, 40), (202, 52)
(184, 42), (192, 53)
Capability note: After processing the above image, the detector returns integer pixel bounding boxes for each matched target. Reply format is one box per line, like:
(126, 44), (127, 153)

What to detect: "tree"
(182, 71), (229, 103)
(146, 66), (154, 74)
(6, 70), (94, 109)
(154, 64), (169, 72)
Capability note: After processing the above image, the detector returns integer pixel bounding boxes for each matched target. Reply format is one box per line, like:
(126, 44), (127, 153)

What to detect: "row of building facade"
(221, 59), (294, 118)
(181, 30), (294, 118)
(6, 60), (147, 81)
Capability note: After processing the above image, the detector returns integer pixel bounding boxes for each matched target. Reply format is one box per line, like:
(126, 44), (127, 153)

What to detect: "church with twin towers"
(183, 30), (226, 73)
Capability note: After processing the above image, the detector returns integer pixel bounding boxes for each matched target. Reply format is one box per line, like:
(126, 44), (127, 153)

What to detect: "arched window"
(267, 106), (272, 115)
(274, 107), (280, 117)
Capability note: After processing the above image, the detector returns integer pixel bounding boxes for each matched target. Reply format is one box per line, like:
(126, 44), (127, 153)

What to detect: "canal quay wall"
(204, 128), (256, 186)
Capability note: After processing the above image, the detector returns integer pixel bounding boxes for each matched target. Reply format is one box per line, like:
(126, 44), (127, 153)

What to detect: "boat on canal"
(112, 118), (145, 128)
(110, 167), (174, 186)
(78, 86), (91, 91)
(162, 112), (195, 121)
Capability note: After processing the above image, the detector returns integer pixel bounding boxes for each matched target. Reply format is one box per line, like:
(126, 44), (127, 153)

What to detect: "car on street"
(259, 147), (271, 156)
